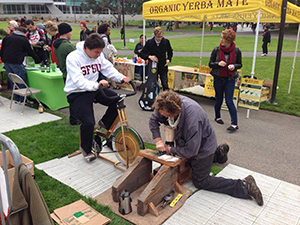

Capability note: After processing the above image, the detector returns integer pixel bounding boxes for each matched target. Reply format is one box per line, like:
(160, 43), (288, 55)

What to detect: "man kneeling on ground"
(149, 90), (263, 206)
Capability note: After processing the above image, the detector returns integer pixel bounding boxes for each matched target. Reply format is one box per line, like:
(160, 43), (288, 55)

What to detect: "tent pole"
(251, 10), (261, 78)
(271, 0), (288, 103)
(247, 10), (261, 118)
(288, 23), (300, 94)
(143, 19), (146, 84)
(199, 16), (206, 66)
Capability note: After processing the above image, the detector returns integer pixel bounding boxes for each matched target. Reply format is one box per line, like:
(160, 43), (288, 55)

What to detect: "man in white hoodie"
(65, 33), (130, 161)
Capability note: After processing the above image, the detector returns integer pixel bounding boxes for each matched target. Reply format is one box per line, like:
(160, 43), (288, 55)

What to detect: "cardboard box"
(263, 80), (273, 99)
(51, 199), (111, 225)
(0, 150), (34, 195)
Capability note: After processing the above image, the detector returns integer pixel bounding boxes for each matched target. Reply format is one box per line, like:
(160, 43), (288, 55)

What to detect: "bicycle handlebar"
(98, 80), (137, 100)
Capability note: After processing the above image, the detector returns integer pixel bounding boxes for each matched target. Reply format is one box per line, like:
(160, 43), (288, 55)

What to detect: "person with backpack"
(25, 20), (49, 68)
(209, 29), (242, 132)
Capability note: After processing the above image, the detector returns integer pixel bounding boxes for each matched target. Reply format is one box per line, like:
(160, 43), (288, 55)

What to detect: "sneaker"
(243, 175), (264, 206)
(84, 153), (96, 162)
(214, 143), (229, 164)
(261, 53), (266, 57)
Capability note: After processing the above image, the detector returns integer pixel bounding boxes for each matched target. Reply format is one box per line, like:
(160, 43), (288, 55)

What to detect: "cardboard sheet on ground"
(51, 199), (111, 225)
(94, 184), (192, 225)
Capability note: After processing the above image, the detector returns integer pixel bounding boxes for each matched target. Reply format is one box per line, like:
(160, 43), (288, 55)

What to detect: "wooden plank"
(112, 156), (152, 202)
(139, 149), (182, 167)
(148, 202), (159, 217)
(137, 165), (178, 216)
(174, 182), (183, 194)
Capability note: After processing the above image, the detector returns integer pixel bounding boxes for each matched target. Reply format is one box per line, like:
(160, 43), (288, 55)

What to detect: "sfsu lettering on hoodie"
(81, 63), (102, 76)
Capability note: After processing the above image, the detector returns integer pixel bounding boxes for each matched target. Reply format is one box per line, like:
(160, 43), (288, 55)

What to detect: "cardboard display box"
(263, 79), (273, 99)
(0, 150), (34, 195)
(51, 199), (111, 225)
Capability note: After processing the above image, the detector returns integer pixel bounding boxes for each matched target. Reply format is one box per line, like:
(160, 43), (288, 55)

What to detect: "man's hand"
(149, 55), (158, 62)
(98, 80), (109, 89)
(31, 42), (38, 47)
(156, 140), (167, 152)
(218, 60), (227, 67)
(164, 59), (170, 67)
(122, 77), (130, 83)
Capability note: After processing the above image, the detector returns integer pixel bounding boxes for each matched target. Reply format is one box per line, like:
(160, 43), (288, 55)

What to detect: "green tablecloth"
(26, 69), (69, 111)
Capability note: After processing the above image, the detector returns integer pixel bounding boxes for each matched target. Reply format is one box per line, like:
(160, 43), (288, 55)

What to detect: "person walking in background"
(140, 27), (173, 91)
(53, 23), (78, 125)
(149, 90), (263, 206)
(44, 21), (60, 65)
(80, 22), (91, 41)
(120, 27), (124, 39)
(209, 29), (242, 131)
(261, 24), (271, 57)
(0, 27), (41, 103)
(209, 22), (213, 33)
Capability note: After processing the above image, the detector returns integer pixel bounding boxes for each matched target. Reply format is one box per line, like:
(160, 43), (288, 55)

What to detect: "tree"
(81, 0), (147, 26)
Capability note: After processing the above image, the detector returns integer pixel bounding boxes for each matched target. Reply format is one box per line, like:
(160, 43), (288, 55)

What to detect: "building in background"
(0, 0), (139, 22)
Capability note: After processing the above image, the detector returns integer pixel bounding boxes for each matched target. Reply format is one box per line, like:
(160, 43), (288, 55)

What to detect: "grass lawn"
(114, 35), (299, 53)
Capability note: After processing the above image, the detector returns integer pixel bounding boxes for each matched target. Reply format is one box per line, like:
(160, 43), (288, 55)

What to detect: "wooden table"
(114, 59), (146, 82)
(26, 68), (68, 111)
(168, 65), (212, 90)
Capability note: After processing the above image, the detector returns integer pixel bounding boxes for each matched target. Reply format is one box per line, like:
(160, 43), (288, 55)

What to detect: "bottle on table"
(194, 64), (198, 72)
(38, 103), (44, 113)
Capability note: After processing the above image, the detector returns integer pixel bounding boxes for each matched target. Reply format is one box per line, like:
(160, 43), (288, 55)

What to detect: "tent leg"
(199, 16), (206, 66)
(288, 23), (300, 94)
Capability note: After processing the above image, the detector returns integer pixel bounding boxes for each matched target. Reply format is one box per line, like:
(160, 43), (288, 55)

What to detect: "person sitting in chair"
(65, 33), (130, 162)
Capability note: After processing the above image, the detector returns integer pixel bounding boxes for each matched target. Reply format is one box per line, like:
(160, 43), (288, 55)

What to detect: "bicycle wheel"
(112, 126), (144, 165)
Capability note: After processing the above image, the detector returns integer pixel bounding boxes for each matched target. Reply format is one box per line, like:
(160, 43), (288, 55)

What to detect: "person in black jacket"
(80, 22), (91, 41)
(209, 29), (242, 131)
(261, 24), (271, 56)
(0, 27), (40, 102)
(139, 27), (173, 91)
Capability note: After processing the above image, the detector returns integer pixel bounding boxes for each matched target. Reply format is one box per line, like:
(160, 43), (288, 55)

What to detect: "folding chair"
(8, 73), (42, 115)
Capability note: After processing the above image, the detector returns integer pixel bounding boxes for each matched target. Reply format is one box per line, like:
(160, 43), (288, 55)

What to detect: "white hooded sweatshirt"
(64, 41), (125, 96)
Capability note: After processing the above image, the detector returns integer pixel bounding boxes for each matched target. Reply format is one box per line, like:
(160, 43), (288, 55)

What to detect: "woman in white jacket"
(65, 33), (130, 161)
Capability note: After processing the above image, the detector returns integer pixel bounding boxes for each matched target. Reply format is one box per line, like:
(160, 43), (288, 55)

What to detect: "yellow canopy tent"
(143, 0), (300, 23)
(142, 0), (300, 96)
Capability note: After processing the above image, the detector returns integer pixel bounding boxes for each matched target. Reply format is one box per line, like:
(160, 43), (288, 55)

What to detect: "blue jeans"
(214, 78), (237, 126)
(4, 63), (27, 102)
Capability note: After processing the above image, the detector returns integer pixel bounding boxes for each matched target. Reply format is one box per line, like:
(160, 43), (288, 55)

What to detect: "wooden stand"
(112, 149), (192, 217)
